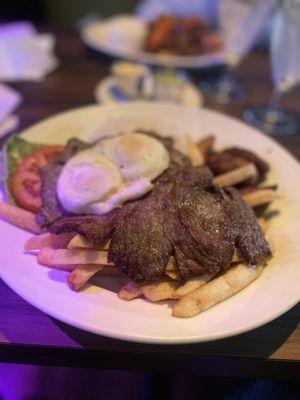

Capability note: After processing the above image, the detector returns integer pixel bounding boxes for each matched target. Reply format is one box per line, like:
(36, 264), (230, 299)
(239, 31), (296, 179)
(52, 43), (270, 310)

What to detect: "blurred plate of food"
(81, 14), (225, 69)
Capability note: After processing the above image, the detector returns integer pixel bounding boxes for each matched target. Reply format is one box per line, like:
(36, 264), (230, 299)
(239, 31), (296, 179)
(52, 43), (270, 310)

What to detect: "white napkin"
(0, 83), (21, 138)
(0, 22), (59, 82)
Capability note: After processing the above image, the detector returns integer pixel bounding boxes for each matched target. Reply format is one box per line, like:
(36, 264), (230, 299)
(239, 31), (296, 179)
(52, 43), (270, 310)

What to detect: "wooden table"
(1, 28), (300, 378)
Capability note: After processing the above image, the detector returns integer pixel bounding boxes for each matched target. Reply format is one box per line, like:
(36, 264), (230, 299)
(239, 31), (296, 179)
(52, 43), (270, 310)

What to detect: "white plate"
(1, 103), (300, 344)
(81, 17), (225, 69)
(94, 76), (204, 108)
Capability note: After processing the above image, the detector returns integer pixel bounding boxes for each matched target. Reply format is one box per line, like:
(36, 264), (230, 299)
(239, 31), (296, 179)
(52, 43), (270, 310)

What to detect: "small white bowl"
(111, 61), (151, 98)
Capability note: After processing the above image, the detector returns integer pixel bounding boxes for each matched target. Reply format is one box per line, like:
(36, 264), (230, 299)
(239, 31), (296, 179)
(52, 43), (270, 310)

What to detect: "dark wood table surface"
(1, 28), (300, 378)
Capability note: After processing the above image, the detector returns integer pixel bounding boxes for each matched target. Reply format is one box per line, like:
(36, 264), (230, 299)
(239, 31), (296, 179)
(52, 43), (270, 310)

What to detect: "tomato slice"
(9, 145), (63, 213)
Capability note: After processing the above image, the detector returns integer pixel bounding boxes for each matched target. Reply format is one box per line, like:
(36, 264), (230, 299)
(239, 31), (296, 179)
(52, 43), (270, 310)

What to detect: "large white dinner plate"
(81, 17), (225, 69)
(0, 103), (300, 344)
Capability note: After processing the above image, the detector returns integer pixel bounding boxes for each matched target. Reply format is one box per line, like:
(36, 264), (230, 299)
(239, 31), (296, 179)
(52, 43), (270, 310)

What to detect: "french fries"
(37, 248), (112, 267)
(242, 189), (278, 208)
(24, 232), (75, 251)
(165, 270), (180, 280)
(67, 234), (98, 249)
(172, 263), (263, 318)
(0, 201), (41, 234)
(141, 280), (180, 302)
(68, 264), (106, 291)
(187, 134), (204, 167)
(213, 163), (258, 187)
(67, 234), (110, 250)
(172, 274), (213, 298)
(118, 281), (142, 301)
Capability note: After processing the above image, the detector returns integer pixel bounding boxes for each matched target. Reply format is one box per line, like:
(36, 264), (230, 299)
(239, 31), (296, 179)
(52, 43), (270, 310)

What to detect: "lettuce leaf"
(6, 135), (42, 176)
(0, 135), (42, 202)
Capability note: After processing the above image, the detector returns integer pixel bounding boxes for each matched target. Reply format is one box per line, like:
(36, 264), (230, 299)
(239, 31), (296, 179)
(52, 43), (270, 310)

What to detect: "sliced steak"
(110, 165), (235, 281)
(109, 195), (172, 281)
(50, 212), (117, 246)
(221, 186), (271, 264)
(174, 186), (235, 279)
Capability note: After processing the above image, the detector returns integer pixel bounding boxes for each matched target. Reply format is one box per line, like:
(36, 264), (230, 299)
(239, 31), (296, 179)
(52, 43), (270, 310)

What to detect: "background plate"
(0, 103), (300, 344)
(81, 20), (225, 69)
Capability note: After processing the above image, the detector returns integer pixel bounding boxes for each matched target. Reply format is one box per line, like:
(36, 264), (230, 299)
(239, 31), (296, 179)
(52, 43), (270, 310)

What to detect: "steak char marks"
(44, 135), (271, 282)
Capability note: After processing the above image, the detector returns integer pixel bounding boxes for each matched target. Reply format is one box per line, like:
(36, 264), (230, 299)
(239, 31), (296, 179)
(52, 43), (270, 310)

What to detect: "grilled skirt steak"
(41, 135), (271, 282)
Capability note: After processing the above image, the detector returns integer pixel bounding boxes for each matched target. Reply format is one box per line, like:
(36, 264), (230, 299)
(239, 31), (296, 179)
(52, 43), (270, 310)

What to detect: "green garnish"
(6, 135), (42, 177)
(0, 135), (43, 203)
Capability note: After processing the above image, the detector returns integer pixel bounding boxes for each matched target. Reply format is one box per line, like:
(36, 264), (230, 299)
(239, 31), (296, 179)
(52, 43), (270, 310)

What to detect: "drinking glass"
(244, 0), (300, 135)
(201, 0), (277, 103)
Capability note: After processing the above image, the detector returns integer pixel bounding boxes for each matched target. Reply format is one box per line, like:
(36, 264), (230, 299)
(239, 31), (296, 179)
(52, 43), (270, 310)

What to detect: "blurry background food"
(0, 0), (268, 48)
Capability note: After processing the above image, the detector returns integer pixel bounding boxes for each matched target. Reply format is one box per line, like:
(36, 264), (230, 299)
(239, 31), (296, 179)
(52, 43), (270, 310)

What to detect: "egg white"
(57, 133), (170, 214)
(97, 133), (170, 181)
(57, 149), (122, 213)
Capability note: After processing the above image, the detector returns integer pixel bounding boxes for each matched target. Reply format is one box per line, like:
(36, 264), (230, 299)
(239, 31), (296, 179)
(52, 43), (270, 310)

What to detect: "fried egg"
(97, 133), (170, 181)
(57, 133), (169, 214)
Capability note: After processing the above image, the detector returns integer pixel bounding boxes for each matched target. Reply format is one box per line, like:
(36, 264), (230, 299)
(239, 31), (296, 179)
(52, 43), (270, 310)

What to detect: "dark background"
(0, 0), (138, 26)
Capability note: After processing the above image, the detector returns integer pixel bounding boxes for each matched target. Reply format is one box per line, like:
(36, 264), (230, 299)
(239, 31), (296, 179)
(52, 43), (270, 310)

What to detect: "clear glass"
(244, 0), (300, 135)
(200, 0), (277, 103)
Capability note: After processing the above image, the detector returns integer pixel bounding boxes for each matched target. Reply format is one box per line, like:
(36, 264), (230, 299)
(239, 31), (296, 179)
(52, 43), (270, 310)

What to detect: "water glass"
(244, 0), (300, 135)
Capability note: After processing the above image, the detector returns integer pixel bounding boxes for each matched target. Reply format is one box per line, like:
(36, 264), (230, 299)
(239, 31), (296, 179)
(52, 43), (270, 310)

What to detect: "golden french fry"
(67, 234), (98, 249)
(242, 189), (277, 208)
(172, 274), (213, 298)
(172, 263), (263, 318)
(37, 248), (112, 266)
(213, 163), (258, 187)
(165, 270), (180, 280)
(39, 261), (120, 276)
(68, 264), (104, 291)
(165, 257), (176, 271)
(164, 256), (179, 279)
(40, 263), (75, 272)
(232, 249), (243, 263)
(24, 232), (75, 251)
(0, 201), (41, 233)
(118, 281), (142, 301)
(187, 134), (204, 167)
(141, 280), (180, 302)
(67, 234), (110, 250)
